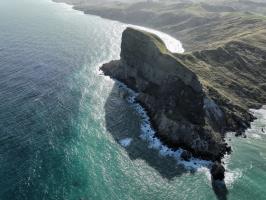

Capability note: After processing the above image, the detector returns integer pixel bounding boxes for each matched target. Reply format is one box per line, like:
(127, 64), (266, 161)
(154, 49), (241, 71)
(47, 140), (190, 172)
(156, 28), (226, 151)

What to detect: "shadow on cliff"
(104, 82), (192, 180)
(104, 82), (229, 199)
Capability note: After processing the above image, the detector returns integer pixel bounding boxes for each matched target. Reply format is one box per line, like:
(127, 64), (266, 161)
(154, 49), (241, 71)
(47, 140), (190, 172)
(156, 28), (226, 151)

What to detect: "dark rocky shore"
(53, 0), (266, 180)
(101, 28), (228, 161)
(101, 27), (266, 179)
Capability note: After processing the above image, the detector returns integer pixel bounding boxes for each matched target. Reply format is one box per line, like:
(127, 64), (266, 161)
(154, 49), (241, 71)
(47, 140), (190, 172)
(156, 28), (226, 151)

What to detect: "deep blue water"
(0, 0), (266, 200)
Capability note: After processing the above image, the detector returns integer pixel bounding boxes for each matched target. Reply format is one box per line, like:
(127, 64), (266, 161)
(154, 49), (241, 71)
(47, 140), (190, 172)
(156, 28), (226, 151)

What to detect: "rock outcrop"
(211, 162), (226, 181)
(101, 28), (266, 164)
(101, 28), (230, 161)
(54, 0), (266, 183)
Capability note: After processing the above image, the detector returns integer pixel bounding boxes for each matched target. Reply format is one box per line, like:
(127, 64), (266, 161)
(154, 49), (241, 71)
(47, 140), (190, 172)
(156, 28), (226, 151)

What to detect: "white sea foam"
(116, 79), (249, 187)
(50, 0), (185, 55)
(224, 169), (242, 186)
(119, 138), (133, 147)
(129, 25), (185, 53)
(250, 134), (262, 139)
(218, 106), (266, 186)
(219, 106), (266, 185)
(116, 81), (212, 172)
(221, 154), (243, 186)
(48, 0), (74, 11)
(58, 2), (74, 11)
(247, 106), (266, 136)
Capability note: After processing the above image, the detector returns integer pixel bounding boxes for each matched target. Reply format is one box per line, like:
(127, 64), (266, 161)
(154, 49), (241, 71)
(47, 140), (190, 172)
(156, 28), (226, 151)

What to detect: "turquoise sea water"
(0, 0), (266, 199)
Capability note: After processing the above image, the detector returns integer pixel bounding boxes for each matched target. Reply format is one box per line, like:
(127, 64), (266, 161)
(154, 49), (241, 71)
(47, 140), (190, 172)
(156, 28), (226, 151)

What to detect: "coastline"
(51, 0), (266, 52)
(115, 79), (212, 170)
(52, 0), (266, 184)
(51, 0), (222, 175)
(2, 0), (266, 199)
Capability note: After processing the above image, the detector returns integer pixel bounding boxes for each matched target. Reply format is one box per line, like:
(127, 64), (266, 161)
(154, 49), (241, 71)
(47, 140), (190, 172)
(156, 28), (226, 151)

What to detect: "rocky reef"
(101, 27), (266, 169)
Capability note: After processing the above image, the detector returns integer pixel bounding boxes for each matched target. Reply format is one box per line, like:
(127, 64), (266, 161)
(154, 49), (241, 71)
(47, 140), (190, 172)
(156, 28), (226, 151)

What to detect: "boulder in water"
(211, 162), (225, 181)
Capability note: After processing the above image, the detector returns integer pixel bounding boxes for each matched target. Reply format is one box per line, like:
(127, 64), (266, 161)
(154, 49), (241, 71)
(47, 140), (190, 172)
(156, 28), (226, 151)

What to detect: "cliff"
(101, 28), (217, 161)
(101, 28), (266, 162)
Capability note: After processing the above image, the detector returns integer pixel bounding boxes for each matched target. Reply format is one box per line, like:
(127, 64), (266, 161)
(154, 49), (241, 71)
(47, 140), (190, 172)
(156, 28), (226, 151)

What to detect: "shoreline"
(104, 73), (250, 186)
(52, 0), (266, 184)
(2, 0), (266, 199)
(51, 0), (266, 52)
(51, 0), (189, 50)
(115, 78), (212, 170)
(50, 1), (185, 54)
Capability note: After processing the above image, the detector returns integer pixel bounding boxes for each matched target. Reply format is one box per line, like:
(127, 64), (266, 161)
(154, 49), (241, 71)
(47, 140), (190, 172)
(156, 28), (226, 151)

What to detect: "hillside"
(54, 0), (266, 51)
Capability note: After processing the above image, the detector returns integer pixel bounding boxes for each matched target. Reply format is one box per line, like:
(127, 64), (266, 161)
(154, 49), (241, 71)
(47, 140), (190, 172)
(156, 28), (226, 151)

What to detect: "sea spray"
(222, 153), (243, 186)
(247, 106), (266, 138)
(221, 106), (266, 186)
(129, 25), (185, 53)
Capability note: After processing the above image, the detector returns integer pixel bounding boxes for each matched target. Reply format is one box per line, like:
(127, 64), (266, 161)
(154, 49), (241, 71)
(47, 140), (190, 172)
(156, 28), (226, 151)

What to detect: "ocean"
(0, 0), (265, 199)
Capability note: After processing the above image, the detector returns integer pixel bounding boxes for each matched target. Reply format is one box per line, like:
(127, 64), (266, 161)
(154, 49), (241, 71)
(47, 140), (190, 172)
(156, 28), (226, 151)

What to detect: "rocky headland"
(53, 0), (266, 180)
(101, 27), (266, 178)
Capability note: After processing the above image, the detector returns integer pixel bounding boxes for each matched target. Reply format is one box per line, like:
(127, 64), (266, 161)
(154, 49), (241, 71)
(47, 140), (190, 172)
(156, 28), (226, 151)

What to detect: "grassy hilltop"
(54, 0), (266, 51)
(54, 0), (266, 136)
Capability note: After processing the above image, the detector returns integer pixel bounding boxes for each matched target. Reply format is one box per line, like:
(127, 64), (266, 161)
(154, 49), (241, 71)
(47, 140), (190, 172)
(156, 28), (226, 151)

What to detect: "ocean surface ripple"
(0, 0), (265, 199)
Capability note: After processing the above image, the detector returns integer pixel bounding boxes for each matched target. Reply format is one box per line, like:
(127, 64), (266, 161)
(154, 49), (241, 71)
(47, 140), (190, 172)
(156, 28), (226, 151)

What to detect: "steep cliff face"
(101, 27), (266, 162)
(174, 35), (266, 135)
(101, 28), (230, 161)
